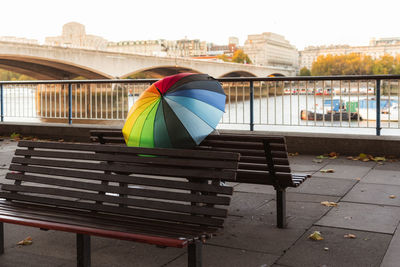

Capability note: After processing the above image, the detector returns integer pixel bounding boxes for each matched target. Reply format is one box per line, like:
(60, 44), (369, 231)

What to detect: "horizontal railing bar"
(2, 75), (400, 85)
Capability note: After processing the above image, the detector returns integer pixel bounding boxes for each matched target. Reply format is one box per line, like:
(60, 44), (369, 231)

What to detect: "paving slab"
(90, 237), (183, 267)
(208, 215), (306, 255)
(234, 183), (277, 195)
(362, 169), (400, 186)
(343, 183), (400, 206)
(312, 159), (374, 179)
(258, 200), (332, 229)
(381, 225), (400, 267)
(288, 155), (329, 172)
(167, 244), (279, 267)
(277, 226), (392, 267)
(315, 202), (400, 234)
(374, 161), (400, 171)
(288, 177), (357, 197)
(286, 192), (340, 203)
(229, 191), (274, 216)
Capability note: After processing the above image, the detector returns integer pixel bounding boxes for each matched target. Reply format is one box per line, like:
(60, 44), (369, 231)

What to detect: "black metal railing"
(1, 75), (400, 136)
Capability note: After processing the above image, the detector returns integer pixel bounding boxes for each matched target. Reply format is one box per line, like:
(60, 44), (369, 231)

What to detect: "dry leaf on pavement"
(344, 234), (356, 239)
(389, 195), (396, 199)
(321, 201), (338, 207)
(17, 236), (33, 246)
(320, 169), (335, 173)
(309, 231), (324, 241)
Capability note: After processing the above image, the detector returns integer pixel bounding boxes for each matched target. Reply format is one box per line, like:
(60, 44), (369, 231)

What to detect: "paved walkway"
(0, 138), (399, 267)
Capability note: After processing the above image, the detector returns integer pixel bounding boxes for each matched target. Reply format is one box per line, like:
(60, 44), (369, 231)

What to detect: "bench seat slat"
(18, 140), (240, 162)
(0, 192), (225, 227)
(15, 149), (238, 170)
(205, 134), (285, 144)
(0, 210), (190, 248)
(2, 184), (228, 218)
(6, 173), (231, 206)
(9, 164), (233, 195)
(0, 201), (215, 236)
(200, 140), (286, 152)
(11, 157), (237, 181)
(197, 146), (288, 159)
(238, 162), (291, 173)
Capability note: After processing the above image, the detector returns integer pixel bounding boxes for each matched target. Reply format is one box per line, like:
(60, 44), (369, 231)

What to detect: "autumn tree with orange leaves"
(310, 53), (400, 76)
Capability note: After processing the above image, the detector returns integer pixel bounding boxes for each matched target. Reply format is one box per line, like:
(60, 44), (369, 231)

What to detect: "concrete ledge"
(1, 122), (400, 156)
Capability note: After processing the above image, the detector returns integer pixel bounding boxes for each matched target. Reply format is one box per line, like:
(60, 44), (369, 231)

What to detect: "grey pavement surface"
(0, 138), (399, 267)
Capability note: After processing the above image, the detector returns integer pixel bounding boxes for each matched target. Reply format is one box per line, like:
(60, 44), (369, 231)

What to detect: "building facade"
(45, 22), (108, 50)
(300, 38), (400, 70)
(0, 36), (38, 45)
(243, 32), (298, 69)
(107, 39), (207, 57)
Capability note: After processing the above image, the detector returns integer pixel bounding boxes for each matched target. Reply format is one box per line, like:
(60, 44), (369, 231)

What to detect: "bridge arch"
(0, 55), (112, 80)
(219, 71), (257, 78)
(121, 65), (202, 79)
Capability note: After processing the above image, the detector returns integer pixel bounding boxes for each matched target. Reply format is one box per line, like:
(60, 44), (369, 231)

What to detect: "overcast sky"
(2, 0), (400, 50)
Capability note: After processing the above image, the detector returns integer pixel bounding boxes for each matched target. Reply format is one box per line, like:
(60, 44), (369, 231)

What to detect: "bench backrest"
(1, 141), (239, 230)
(90, 130), (296, 188)
(198, 133), (294, 188)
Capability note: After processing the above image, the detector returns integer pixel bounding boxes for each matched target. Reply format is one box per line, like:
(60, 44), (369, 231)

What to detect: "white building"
(300, 38), (400, 70)
(243, 32), (298, 69)
(107, 38), (207, 57)
(45, 22), (108, 50)
(0, 36), (38, 45)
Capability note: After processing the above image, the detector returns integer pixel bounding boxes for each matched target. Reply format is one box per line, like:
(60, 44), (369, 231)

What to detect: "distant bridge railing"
(1, 75), (400, 136)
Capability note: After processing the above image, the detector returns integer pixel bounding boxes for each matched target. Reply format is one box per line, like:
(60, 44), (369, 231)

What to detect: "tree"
(231, 49), (252, 64)
(311, 53), (374, 76)
(217, 54), (231, 62)
(299, 67), (311, 76)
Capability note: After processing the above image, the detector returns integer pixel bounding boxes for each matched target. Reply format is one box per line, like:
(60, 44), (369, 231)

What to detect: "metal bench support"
(276, 188), (287, 228)
(0, 222), (3, 254)
(188, 240), (202, 267)
(77, 234), (91, 267)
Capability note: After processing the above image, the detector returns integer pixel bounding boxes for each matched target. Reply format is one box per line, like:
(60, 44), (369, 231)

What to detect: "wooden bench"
(0, 140), (239, 267)
(90, 130), (310, 228)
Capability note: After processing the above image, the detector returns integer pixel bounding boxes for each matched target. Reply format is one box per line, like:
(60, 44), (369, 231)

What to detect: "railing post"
(249, 80), (254, 131)
(0, 84), (3, 122)
(376, 79), (381, 136)
(68, 83), (72, 124)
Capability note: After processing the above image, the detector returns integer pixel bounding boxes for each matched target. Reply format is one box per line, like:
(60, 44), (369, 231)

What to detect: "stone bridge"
(0, 41), (296, 79)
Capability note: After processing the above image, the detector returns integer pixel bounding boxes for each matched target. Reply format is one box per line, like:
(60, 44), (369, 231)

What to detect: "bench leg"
(77, 234), (91, 267)
(188, 240), (202, 267)
(0, 222), (3, 254)
(276, 188), (287, 228)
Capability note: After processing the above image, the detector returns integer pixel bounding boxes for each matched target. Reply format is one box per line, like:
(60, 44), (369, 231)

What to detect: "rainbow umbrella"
(122, 73), (225, 148)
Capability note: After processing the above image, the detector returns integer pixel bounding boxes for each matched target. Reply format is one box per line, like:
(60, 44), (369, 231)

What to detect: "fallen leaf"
(344, 216), (352, 220)
(316, 155), (329, 159)
(320, 169), (335, 173)
(346, 156), (354, 160)
(359, 153), (368, 159)
(17, 236), (32, 246)
(309, 231), (324, 241)
(313, 159), (323, 163)
(321, 201), (338, 207)
(344, 234), (356, 239)
(355, 177), (361, 181)
(328, 152), (338, 157)
(373, 157), (386, 162)
(324, 247), (329, 251)
(389, 195), (396, 199)
(362, 158), (370, 162)
(329, 156), (337, 160)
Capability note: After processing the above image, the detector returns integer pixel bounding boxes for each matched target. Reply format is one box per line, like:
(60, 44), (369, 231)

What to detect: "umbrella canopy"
(122, 73), (225, 148)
